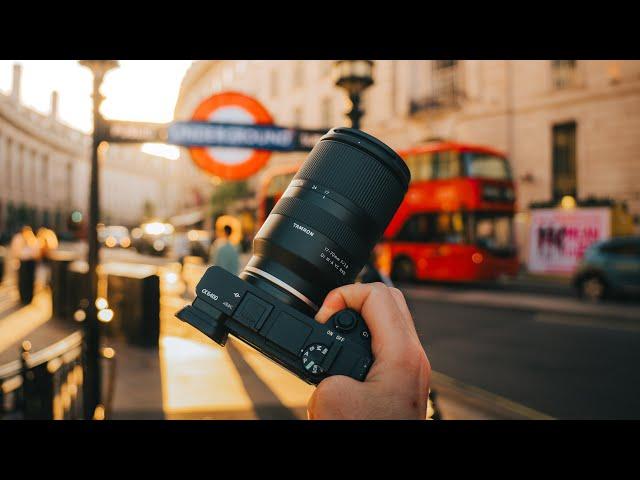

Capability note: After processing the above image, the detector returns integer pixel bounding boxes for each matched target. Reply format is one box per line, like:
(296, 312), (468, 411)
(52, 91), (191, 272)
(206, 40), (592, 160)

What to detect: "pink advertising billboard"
(528, 208), (611, 275)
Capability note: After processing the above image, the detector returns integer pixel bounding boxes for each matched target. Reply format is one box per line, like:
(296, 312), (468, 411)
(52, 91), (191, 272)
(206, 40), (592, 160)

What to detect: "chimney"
(50, 90), (59, 120)
(11, 63), (22, 102)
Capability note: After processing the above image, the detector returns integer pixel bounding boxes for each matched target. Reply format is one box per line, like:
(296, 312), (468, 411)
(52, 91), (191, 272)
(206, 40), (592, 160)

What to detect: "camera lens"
(240, 127), (410, 315)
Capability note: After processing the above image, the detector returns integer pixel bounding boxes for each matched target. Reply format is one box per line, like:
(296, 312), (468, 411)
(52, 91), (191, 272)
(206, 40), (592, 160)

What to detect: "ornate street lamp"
(332, 60), (374, 130)
(78, 60), (119, 420)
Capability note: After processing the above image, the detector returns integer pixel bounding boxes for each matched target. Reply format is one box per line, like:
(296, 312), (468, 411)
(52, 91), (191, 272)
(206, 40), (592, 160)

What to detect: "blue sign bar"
(168, 121), (327, 152)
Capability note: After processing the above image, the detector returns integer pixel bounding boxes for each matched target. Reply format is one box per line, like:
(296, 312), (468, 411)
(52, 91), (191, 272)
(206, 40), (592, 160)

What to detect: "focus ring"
(294, 139), (406, 229)
(271, 196), (370, 260)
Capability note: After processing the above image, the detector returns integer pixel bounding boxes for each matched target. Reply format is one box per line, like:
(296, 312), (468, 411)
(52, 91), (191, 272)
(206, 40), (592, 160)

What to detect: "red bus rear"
(378, 142), (519, 283)
(257, 162), (301, 226)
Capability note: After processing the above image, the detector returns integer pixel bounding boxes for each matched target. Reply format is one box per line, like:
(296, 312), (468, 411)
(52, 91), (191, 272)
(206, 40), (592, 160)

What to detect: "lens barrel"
(241, 127), (410, 314)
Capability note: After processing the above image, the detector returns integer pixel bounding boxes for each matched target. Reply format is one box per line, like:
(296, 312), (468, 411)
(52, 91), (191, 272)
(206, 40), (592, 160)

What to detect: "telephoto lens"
(241, 127), (410, 315)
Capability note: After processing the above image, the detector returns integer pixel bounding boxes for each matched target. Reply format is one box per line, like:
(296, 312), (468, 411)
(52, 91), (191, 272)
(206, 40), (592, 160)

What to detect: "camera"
(176, 127), (410, 384)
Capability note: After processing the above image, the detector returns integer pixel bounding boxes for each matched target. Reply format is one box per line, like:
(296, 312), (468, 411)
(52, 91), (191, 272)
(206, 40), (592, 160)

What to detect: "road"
(402, 285), (640, 419)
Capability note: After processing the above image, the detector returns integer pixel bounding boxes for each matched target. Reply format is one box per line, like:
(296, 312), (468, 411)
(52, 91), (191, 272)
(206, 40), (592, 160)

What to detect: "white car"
(97, 225), (131, 249)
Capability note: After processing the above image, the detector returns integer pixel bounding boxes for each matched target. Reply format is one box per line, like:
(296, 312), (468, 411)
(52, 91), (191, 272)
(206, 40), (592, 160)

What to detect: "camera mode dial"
(302, 343), (329, 376)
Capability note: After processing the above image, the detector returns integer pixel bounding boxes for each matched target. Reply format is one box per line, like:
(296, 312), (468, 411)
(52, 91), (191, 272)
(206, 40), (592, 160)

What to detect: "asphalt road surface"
(404, 291), (640, 419)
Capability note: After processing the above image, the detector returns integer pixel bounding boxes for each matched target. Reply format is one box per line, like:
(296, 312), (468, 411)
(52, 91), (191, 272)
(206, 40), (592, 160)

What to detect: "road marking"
(401, 286), (640, 321)
(533, 313), (640, 333)
(430, 371), (555, 420)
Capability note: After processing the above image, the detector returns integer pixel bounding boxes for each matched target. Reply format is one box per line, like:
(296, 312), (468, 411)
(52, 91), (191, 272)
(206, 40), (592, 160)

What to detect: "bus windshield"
(462, 152), (512, 180)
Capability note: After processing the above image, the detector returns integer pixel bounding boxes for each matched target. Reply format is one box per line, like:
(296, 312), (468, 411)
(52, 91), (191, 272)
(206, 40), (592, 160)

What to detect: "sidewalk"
(0, 283), (540, 420)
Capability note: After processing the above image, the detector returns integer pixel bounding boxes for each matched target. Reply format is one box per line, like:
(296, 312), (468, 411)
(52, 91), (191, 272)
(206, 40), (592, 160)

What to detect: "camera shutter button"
(333, 310), (358, 332)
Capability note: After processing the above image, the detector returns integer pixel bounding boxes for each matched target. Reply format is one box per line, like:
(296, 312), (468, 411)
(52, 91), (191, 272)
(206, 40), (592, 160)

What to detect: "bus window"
(462, 152), (512, 180)
(404, 153), (434, 181)
(416, 153), (434, 180)
(433, 151), (461, 179)
(472, 212), (514, 253)
(396, 212), (466, 244)
(396, 213), (431, 243)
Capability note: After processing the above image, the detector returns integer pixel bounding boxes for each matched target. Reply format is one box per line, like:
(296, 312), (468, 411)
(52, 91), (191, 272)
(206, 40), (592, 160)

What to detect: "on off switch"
(332, 310), (358, 332)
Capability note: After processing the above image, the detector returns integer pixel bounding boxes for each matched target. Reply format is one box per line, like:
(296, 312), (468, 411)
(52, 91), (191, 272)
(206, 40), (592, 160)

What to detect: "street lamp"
(78, 60), (119, 419)
(332, 60), (374, 130)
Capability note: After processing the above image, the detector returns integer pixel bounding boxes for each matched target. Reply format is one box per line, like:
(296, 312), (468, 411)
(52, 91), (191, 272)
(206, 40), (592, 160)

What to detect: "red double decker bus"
(257, 142), (519, 283)
(378, 141), (519, 282)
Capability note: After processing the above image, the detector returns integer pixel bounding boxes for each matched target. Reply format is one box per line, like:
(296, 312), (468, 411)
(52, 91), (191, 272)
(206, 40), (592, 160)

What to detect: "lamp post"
(78, 60), (119, 419)
(332, 60), (374, 130)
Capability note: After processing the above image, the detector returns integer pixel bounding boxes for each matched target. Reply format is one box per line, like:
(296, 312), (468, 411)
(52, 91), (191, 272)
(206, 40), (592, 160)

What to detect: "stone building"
(0, 63), (208, 237)
(175, 60), (640, 218)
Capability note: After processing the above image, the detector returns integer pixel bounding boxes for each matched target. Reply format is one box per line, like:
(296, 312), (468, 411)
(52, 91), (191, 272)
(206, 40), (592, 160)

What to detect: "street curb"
(430, 371), (555, 420)
(401, 286), (640, 322)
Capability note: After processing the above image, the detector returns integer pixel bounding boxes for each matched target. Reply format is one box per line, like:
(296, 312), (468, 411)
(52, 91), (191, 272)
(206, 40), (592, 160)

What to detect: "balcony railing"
(409, 66), (465, 115)
(551, 61), (578, 89)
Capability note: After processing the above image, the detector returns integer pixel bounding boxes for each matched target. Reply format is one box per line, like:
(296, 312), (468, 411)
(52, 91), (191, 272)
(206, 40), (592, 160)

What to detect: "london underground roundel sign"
(188, 91), (274, 180)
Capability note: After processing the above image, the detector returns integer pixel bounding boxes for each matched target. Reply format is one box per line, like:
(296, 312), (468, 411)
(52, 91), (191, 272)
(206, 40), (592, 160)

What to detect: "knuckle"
(398, 343), (430, 374)
(369, 282), (389, 295)
(389, 287), (403, 297)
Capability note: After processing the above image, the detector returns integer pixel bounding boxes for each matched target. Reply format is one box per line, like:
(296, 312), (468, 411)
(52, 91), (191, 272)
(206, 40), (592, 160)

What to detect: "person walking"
(36, 227), (59, 287)
(209, 225), (240, 275)
(10, 226), (40, 305)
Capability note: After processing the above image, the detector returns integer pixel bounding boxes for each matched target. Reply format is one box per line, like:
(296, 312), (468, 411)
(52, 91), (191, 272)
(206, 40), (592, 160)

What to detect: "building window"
(293, 61), (304, 89)
(270, 69), (279, 98)
(432, 60), (459, 101)
(552, 121), (577, 201)
(551, 60), (578, 89)
(320, 97), (332, 128)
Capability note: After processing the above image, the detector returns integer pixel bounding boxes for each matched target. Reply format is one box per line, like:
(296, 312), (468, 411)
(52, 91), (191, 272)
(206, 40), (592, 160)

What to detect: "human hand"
(307, 283), (430, 420)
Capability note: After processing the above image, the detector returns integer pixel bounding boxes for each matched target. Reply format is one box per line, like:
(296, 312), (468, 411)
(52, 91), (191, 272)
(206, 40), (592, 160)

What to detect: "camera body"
(176, 266), (372, 384)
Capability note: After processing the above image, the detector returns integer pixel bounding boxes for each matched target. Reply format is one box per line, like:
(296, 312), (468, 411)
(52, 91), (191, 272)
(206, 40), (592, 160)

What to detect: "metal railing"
(409, 65), (466, 115)
(0, 330), (116, 420)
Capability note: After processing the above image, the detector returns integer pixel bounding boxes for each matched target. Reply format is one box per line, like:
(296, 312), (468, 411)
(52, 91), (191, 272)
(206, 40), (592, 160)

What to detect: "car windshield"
(463, 152), (512, 180)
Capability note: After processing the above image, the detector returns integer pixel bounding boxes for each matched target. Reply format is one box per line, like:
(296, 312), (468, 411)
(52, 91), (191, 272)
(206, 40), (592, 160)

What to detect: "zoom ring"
(294, 139), (406, 229)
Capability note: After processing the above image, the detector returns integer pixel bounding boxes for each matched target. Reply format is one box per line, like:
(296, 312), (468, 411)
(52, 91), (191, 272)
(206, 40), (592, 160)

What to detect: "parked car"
(573, 236), (640, 301)
(131, 221), (174, 257)
(97, 225), (131, 249)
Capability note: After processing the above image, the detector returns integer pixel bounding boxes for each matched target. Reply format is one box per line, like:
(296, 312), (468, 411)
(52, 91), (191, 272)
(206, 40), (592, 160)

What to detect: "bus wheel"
(392, 258), (415, 283)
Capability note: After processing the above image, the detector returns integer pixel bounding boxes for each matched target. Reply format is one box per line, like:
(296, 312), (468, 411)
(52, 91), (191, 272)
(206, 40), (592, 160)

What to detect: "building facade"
(175, 60), (640, 220)
(0, 63), (208, 238)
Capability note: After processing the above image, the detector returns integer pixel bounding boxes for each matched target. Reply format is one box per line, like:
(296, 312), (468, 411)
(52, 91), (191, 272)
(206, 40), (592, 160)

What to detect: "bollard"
(0, 246), (6, 284)
(18, 259), (36, 305)
(48, 251), (78, 320)
(68, 260), (90, 323)
(103, 263), (160, 348)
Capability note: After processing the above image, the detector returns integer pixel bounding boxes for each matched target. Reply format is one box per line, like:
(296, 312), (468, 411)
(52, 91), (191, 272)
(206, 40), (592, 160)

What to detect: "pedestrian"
(10, 226), (40, 305)
(209, 224), (239, 275)
(37, 227), (59, 287)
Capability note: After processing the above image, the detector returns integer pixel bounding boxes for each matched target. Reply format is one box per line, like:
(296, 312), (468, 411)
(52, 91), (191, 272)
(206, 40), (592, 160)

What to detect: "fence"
(0, 330), (116, 420)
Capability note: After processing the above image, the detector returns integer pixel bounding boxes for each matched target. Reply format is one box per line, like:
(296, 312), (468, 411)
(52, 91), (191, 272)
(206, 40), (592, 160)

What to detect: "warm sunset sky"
(0, 60), (193, 158)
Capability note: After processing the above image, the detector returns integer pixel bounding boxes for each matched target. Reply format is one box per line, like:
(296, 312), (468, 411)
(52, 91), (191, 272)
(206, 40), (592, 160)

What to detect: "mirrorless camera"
(176, 127), (410, 385)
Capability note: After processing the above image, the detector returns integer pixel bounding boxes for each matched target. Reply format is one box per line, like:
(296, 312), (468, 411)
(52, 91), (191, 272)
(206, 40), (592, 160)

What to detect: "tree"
(210, 180), (251, 217)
